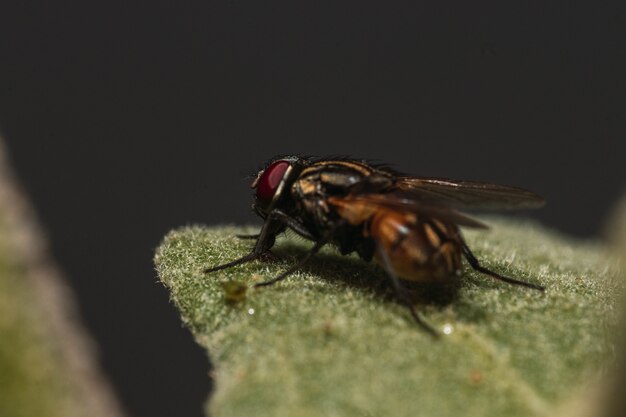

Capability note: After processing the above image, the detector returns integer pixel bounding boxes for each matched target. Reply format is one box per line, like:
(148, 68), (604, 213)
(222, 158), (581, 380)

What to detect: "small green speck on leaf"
(222, 281), (248, 303)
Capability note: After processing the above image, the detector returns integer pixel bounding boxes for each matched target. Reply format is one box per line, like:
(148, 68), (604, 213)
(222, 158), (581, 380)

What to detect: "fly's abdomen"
(369, 210), (462, 283)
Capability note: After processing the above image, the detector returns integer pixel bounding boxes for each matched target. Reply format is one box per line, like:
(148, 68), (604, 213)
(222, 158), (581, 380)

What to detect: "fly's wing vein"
(393, 177), (545, 210)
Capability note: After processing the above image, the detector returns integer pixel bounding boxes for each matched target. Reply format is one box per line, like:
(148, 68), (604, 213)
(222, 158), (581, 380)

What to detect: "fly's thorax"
(369, 210), (462, 283)
(294, 160), (394, 200)
(291, 164), (394, 232)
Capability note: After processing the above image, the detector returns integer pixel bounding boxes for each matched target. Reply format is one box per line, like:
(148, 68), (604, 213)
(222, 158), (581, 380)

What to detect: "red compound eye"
(256, 160), (291, 204)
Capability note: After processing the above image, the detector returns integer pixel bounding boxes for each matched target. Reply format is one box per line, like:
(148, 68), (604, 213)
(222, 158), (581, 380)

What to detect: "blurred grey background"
(1, 1), (624, 416)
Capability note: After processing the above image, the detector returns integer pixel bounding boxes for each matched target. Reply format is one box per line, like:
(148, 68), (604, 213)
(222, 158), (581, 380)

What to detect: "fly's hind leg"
(376, 243), (439, 338)
(458, 235), (545, 292)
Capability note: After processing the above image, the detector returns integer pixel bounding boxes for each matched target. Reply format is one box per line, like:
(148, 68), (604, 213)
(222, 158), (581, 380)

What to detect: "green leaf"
(154, 218), (621, 417)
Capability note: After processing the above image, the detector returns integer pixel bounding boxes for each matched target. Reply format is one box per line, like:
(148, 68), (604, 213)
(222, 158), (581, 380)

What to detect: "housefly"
(205, 156), (545, 336)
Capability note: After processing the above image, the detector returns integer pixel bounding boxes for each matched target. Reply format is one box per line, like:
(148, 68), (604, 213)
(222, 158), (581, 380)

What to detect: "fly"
(204, 156), (545, 336)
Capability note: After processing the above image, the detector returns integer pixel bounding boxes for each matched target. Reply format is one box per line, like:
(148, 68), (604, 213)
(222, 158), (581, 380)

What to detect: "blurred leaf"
(0, 140), (126, 417)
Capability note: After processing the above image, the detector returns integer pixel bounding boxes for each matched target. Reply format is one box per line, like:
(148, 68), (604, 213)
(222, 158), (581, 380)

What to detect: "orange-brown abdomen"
(369, 210), (462, 283)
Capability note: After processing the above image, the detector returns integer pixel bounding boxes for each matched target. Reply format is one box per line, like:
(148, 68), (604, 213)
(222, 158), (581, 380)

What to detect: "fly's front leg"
(204, 209), (311, 274)
(236, 233), (260, 240)
(204, 215), (283, 273)
(266, 209), (315, 240)
(237, 210), (315, 241)
(253, 221), (342, 288)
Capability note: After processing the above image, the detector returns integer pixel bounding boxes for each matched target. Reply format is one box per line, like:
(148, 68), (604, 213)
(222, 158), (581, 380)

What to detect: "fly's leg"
(237, 210), (314, 241)
(459, 235), (545, 292)
(254, 238), (327, 287)
(236, 233), (282, 260)
(376, 243), (439, 338)
(264, 209), (316, 240)
(204, 209), (314, 274)
(236, 233), (260, 240)
(254, 222), (341, 288)
(203, 232), (276, 273)
(204, 252), (267, 273)
(204, 212), (283, 273)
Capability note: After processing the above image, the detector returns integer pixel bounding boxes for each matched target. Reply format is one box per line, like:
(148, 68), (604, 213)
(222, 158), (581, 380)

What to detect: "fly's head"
(251, 156), (306, 218)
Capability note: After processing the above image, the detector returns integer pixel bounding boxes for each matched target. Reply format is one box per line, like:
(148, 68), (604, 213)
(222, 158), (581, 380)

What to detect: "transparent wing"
(393, 177), (545, 210)
(327, 194), (489, 229)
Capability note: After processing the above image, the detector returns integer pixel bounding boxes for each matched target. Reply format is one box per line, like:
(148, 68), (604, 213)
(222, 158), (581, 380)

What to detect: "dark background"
(1, 1), (625, 417)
